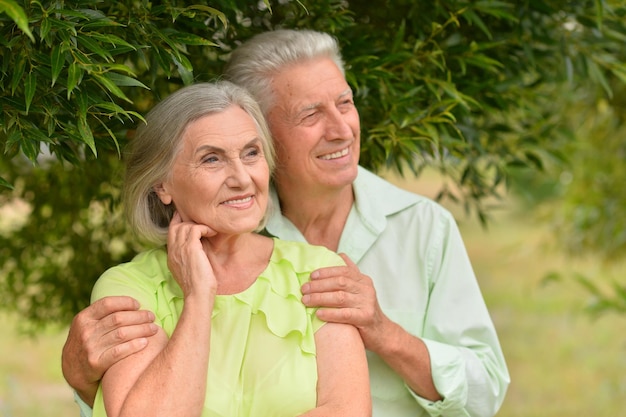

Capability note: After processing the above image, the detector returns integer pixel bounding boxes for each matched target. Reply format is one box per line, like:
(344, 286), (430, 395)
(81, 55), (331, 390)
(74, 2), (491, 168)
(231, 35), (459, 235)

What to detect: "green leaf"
(81, 18), (124, 30)
(462, 9), (492, 40)
(40, 16), (52, 41)
(67, 62), (82, 99)
(51, 45), (65, 87)
(93, 115), (121, 155)
(0, 0), (35, 42)
(0, 176), (14, 190)
(171, 54), (194, 85)
(92, 73), (132, 103)
(75, 88), (88, 115)
(77, 114), (97, 156)
(83, 32), (137, 51)
(77, 34), (113, 62)
(105, 72), (150, 89)
(168, 32), (218, 47)
(186, 4), (228, 27)
(10, 56), (26, 95)
(24, 71), (37, 114)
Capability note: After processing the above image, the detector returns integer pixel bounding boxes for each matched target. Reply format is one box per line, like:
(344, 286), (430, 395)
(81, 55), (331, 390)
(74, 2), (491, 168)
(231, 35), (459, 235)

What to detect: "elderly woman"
(90, 81), (371, 417)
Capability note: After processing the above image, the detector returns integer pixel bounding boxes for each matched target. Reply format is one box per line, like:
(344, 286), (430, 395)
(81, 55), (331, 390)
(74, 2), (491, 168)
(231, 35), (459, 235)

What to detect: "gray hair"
(124, 81), (276, 245)
(224, 29), (345, 116)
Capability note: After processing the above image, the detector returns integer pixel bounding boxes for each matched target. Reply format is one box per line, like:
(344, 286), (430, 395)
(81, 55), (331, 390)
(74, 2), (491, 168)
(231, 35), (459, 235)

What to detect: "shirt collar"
(265, 166), (421, 244)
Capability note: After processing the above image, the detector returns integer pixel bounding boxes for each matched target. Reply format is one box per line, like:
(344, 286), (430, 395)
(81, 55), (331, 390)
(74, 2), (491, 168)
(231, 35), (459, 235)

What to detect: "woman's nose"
(225, 159), (252, 187)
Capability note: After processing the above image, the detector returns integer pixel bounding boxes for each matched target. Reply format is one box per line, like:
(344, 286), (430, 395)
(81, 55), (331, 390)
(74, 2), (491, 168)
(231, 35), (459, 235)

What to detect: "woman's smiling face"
(155, 105), (270, 234)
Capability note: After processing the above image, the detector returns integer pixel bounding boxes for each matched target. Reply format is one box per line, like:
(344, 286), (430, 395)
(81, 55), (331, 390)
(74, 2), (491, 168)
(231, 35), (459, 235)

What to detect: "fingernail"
(302, 295), (310, 304)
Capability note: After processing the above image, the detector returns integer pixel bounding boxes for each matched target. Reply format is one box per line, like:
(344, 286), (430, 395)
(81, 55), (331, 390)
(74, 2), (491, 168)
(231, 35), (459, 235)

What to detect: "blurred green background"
(1, 1), (625, 416)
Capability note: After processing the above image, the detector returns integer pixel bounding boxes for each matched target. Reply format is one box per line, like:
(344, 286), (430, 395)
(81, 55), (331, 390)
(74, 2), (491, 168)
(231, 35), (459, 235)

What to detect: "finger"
(302, 275), (353, 296)
(198, 224), (217, 238)
(302, 289), (354, 309)
(310, 264), (349, 280)
(87, 296), (141, 321)
(100, 321), (159, 348)
(315, 306), (361, 327)
(86, 311), (156, 354)
(98, 309), (156, 333)
(98, 336), (152, 370)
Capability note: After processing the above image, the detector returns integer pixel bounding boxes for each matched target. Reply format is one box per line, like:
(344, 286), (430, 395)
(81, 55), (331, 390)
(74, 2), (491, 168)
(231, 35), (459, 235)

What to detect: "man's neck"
(277, 183), (354, 252)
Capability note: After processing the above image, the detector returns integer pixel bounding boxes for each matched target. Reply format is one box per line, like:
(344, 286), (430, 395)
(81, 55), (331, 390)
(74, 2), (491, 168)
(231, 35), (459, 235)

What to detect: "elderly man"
(63, 29), (509, 417)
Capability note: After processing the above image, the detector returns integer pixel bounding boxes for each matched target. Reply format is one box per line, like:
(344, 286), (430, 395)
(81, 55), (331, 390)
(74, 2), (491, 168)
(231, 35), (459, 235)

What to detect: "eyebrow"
(296, 88), (353, 117)
(194, 137), (262, 157)
(338, 88), (353, 99)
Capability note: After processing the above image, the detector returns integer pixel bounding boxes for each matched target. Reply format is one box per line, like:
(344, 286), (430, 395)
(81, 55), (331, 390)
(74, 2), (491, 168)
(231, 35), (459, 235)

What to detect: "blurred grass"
(1, 171), (625, 416)
(0, 315), (75, 417)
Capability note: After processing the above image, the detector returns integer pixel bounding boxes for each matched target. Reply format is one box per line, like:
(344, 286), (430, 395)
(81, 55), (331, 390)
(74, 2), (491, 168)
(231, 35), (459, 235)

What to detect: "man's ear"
(153, 183), (173, 205)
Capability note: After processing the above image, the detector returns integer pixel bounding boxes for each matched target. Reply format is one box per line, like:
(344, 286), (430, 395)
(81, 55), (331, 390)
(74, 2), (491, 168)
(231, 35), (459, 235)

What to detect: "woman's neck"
(203, 233), (273, 295)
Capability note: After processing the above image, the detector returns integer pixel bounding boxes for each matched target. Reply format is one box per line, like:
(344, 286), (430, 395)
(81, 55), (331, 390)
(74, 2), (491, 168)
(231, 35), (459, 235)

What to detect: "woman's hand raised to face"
(166, 211), (218, 299)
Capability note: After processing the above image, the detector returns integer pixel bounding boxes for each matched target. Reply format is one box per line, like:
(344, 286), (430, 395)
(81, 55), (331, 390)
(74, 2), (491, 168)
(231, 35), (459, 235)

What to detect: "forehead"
(271, 58), (350, 106)
(181, 106), (259, 148)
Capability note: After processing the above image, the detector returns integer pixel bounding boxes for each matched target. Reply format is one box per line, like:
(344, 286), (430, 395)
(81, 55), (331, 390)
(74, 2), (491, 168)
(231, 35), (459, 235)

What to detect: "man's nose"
(325, 107), (353, 139)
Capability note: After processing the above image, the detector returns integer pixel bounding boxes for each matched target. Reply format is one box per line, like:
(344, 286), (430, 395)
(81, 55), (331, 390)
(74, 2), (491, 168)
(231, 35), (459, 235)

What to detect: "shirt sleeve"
(73, 391), (93, 417)
(411, 210), (509, 416)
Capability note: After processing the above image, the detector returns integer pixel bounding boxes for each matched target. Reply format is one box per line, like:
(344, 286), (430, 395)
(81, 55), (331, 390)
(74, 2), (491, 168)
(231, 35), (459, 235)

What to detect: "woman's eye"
(202, 155), (220, 164)
(243, 147), (261, 160)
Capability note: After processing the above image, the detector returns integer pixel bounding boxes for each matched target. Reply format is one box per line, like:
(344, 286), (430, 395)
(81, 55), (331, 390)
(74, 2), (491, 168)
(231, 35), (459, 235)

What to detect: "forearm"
(368, 317), (508, 416)
(105, 296), (212, 417)
(365, 316), (442, 402)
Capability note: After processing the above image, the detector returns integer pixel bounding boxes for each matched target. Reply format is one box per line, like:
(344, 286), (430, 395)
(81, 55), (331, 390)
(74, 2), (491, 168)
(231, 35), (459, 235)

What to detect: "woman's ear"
(153, 183), (173, 205)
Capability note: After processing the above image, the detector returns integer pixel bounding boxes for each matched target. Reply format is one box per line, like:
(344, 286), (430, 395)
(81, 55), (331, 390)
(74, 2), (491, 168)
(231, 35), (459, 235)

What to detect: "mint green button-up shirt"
(265, 167), (509, 417)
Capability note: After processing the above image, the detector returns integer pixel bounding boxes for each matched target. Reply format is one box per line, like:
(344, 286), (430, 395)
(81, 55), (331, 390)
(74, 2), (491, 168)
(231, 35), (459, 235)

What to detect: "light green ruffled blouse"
(91, 238), (344, 417)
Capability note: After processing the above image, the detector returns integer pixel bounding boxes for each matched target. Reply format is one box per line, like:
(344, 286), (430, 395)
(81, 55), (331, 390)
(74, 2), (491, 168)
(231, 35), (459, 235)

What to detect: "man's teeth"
(224, 196), (252, 204)
(319, 148), (349, 160)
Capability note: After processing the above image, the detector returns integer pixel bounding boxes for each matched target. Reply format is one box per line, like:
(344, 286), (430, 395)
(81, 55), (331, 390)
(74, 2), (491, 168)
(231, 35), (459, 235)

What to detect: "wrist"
(74, 381), (99, 408)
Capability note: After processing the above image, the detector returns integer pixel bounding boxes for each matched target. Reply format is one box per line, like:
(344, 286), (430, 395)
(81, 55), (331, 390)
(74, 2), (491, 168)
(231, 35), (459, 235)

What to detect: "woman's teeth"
(223, 196), (252, 204)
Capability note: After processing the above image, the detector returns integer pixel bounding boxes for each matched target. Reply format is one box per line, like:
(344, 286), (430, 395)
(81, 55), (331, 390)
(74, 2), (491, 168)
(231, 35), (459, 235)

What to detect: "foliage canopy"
(1, 0), (625, 327)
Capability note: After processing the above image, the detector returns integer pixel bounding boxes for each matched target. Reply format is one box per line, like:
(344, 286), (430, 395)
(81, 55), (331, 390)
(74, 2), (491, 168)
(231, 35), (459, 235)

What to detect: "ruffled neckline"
(151, 238), (331, 354)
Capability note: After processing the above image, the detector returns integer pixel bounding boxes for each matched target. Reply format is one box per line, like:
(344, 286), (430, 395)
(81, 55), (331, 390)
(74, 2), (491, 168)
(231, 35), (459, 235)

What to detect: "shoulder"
(271, 239), (344, 272)
(91, 248), (170, 303)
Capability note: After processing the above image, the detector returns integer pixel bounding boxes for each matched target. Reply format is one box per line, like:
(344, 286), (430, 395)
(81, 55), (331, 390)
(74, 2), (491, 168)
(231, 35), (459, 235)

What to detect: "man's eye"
(339, 100), (353, 110)
(301, 112), (319, 124)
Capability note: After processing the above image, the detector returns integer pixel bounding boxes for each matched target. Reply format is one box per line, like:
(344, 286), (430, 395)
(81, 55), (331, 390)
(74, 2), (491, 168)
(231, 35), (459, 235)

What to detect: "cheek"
(349, 113), (361, 135)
